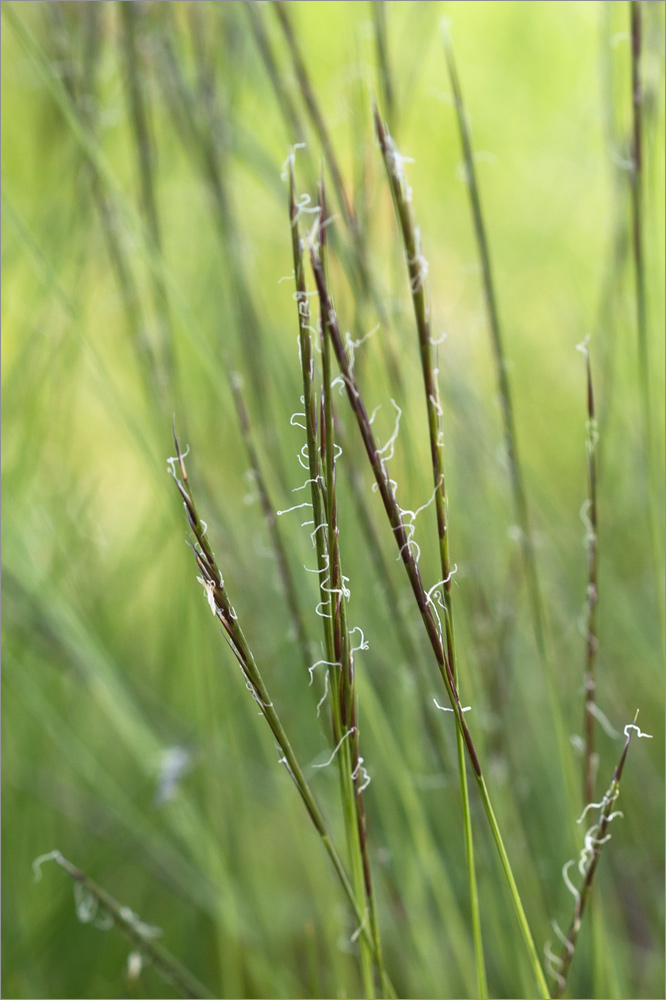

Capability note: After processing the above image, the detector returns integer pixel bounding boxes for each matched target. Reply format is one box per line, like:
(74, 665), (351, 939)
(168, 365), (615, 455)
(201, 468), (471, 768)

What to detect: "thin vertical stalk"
(309, 221), (550, 1000)
(374, 105), (487, 999)
(371, 1), (396, 134)
(288, 161), (329, 597)
(578, 342), (599, 806)
(317, 178), (387, 999)
(628, 1), (662, 616)
(441, 26), (543, 652)
(288, 169), (392, 998)
(441, 26), (580, 816)
(575, 344), (612, 1000)
(595, 2), (630, 443)
(323, 457), (377, 1000)
(317, 181), (375, 1000)
(629, 1), (651, 459)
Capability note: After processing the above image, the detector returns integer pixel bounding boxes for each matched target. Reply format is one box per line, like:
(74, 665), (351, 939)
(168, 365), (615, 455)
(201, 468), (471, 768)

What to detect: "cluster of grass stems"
(3, 3), (663, 999)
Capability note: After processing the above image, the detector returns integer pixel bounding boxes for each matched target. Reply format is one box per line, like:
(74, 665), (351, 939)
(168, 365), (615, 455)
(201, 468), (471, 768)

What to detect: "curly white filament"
(32, 850), (64, 881)
(377, 399), (403, 461)
(166, 444), (189, 476)
(561, 860), (581, 906)
(433, 698), (471, 713)
(316, 673), (330, 717)
(349, 626), (369, 654)
(196, 576), (217, 616)
(352, 756), (372, 793)
(551, 919), (574, 955)
(624, 722), (653, 740)
(276, 501), (313, 517)
(308, 659), (339, 686)
(313, 728), (356, 769)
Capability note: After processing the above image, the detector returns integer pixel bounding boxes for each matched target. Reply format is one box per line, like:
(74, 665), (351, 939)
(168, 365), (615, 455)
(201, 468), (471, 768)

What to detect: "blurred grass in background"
(2, 2), (664, 998)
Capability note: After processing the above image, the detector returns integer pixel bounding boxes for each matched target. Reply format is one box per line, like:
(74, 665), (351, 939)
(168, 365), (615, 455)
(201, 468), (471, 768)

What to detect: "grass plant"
(2, 3), (664, 999)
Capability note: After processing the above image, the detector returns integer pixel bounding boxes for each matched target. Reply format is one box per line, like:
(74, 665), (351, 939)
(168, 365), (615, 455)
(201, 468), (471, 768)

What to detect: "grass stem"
(441, 23), (582, 820)
(374, 103), (487, 999)
(169, 430), (394, 993)
(550, 717), (645, 997)
(577, 342), (599, 807)
(33, 851), (215, 1000)
(309, 214), (550, 1000)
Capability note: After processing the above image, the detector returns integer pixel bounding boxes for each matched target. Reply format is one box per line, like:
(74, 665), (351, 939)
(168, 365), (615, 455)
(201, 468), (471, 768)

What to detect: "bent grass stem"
(169, 425), (395, 997)
(309, 217), (549, 1000)
(374, 104), (487, 999)
(33, 851), (215, 1000)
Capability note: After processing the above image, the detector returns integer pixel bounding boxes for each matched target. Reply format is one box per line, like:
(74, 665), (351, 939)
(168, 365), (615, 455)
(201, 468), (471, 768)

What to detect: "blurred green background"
(2, 2), (664, 998)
